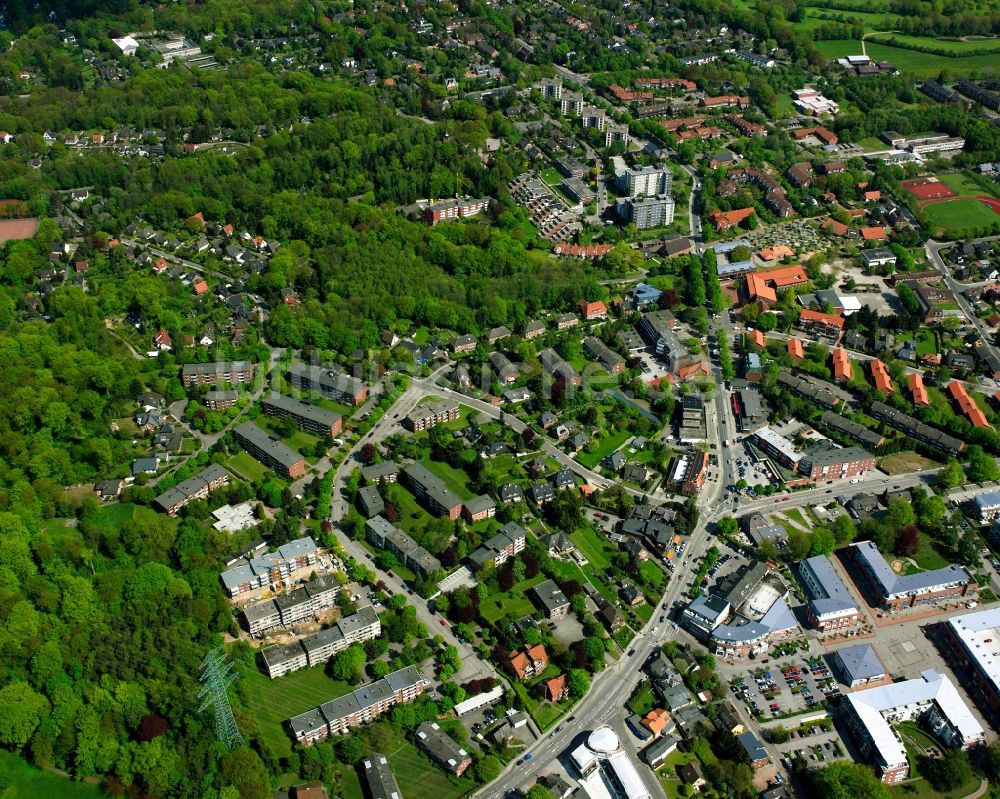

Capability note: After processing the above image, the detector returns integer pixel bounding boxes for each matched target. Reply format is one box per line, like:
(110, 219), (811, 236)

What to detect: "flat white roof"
(846, 669), (983, 771)
(608, 750), (651, 799)
(947, 607), (1000, 697)
(754, 426), (802, 464)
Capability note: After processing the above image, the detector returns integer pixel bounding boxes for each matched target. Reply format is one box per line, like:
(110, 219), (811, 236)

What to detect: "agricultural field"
(921, 198), (1000, 239)
(815, 38), (1000, 75)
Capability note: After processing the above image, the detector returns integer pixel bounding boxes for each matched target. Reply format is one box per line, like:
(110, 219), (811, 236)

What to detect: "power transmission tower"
(198, 647), (244, 751)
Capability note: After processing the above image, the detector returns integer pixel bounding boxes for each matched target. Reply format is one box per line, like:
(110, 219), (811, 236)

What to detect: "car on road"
(439, 619), (447, 626)
(627, 649), (636, 657)
(523, 753), (532, 761)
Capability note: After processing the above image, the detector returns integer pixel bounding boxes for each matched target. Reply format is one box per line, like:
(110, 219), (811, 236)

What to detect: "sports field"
(815, 39), (1000, 76)
(900, 178), (956, 201)
(921, 198), (1000, 238)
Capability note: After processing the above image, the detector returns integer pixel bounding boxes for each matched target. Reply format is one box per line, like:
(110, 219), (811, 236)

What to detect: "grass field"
(479, 574), (545, 622)
(815, 38), (1000, 75)
(877, 450), (938, 475)
(239, 659), (353, 759)
(888, 726), (980, 799)
(256, 416), (320, 460)
(0, 752), (107, 799)
(939, 172), (1000, 198)
(539, 167), (563, 186)
(571, 525), (614, 569)
(868, 31), (1000, 53)
(921, 198), (1000, 238)
(226, 450), (270, 482)
(915, 329), (937, 357)
(385, 484), (433, 538)
(418, 458), (474, 500)
(577, 430), (632, 469)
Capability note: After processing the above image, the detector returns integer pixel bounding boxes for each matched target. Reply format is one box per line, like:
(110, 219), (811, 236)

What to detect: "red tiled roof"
(832, 347), (852, 381)
(870, 359), (893, 395)
(949, 380), (990, 428)
(787, 338), (804, 360)
(909, 372), (929, 406)
(710, 207), (755, 230)
(861, 226), (888, 241)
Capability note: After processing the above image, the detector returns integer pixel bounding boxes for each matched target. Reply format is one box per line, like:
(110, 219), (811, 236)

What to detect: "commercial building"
(798, 556), (861, 631)
(221, 536), (318, 597)
(241, 573), (341, 635)
(615, 195), (675, 229)
(833, 644), (887, 688)
(262, 392), (343, 437)
(841, 669), (984, 784)
(260, 605), (381, 678)
(738, 731), (770, 770)
(234, 421), (307, 479)
(468, 522), (526, 570)
(942, 608), (1000, 719)
(362, 753), (404, 799)
(638, 311), (687, 370)
(153, 463), (230, 515)
(365, 515), (441, 579)
(973, 490), (1000, 522)
(401, 462), (463, 519)
(861, 248), (897, 270)
(287, 666), (428, 744)
(571, 727), (652, 799)
(847, 540), (975, 611)
(732, 388), (765, 432)
(286, 363), (368, 406)
(679, 450), (708, 496)
(415, 722), (472, 776)
(869, 401), (965, 456)
(679, 394), (707, 443)
(753, 427), (802, 469)
(181, 360), (255, 387)
(796, 444), (875, 485)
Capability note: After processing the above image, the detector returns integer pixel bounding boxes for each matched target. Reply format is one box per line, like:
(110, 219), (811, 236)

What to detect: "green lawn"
(256, 416), (319, 461)
(627, 680), (656, 715)
(571, 525), (614, 569)
(384, 732), (478, 799)
(239, 659), (353, 760)
(226, 450), (269, 482)
(868, 31), (1000, 53)
(939, 172), (1000, 198)
(385, 484), (433, 538)
(639, 559), (665, 593)
(540, 167), (563, 185)
(577, 430), (632, 469)
(888, 725), (981, 799)
(583, 564), (618, 603)
(418, 458), (475, 500)
(0, 751), (107, 799)
(922, 198), (1000, 239)
(479, 574), (545, 623)
(915, 329), (937, 357)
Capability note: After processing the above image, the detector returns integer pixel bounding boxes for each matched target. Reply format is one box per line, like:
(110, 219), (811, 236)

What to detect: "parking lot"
(772, 722), (850, 770)
(729, 656), (841, 722)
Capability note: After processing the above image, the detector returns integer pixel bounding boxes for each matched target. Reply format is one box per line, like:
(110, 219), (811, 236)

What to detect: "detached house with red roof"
(578, 300), (608, 321)
(787, 338), (805, 361)
(949, 380), (989, 428)
(509, 644), (548, 680)
(909, 373), (929, 406)
(832, 348), (852, 382)
(870, 359), (893, 395)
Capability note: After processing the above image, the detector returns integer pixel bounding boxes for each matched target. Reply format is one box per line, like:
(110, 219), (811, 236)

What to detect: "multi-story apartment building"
(286, 363), (368, 406)
(233, 421), (306, 479)
(468, 522), (527, 570)
(220, 536), (318, 597)
(181, 360), (255, 387)
(364, 515), (442, 578)
(405, 400), (460, 432)
(941, 608), (1000, 721)
(287, 666), (428, 743)
(416, 722), (473, 776)
(616, 165), (672, 197)
(262, 391), (343, 438)
(798, 556), (862, 631)
(615, 195), (675, 230)
(401, 463), (463, 520)
(260, 605), (381, 678)
(421, 197), (491, 225)
(153, 464), (230, 515)
(241, 573), (341, 635)
(847, 541), (975, 612)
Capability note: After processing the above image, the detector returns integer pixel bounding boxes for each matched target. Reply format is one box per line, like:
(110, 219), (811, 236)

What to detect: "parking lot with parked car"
(730, 657), (841, 720)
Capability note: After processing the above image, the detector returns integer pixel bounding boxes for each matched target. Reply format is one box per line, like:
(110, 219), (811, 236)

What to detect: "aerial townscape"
(6, 2), (1000, 799)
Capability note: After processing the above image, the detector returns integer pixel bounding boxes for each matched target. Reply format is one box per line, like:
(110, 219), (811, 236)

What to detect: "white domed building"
(570, 726), (652, 799)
